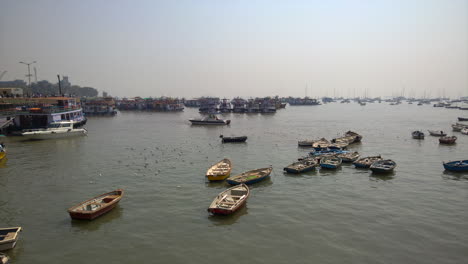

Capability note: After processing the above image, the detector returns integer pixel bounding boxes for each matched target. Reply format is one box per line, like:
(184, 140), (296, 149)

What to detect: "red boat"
(68, 189), (124, 220)
(207, 184), (250, 215)
(439, 136), (457, 144)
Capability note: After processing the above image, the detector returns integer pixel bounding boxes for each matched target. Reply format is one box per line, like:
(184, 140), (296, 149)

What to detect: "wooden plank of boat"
(370, 159), (396, 173)
(439, 136), (457, 144)
(353, 155), (382, 168)
(443, 160), (468, 172)
(67, 189), (124, 220)
(207, 184), (250, 215)
(206, 158), (232, 181)
(0, 227), (22, 251)
(220, 135), (247, 143)
(226, 167), (272, 185)
(320, 156), (342, 169)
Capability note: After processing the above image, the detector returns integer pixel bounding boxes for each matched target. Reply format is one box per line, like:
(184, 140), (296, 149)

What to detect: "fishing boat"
(298, 140), (315, 147)
(458, 117), (468, 121)
(344, 131), (363, 143)
(219, 135), (247, 143)
(0, 253), (9, 264)
(412, 130), (425, 139)
(320, 156), (342, 169)
(206, 158), (232, 181)
(189, 114), (230, 125)
(0, 143), (5, 161)
(207, 184), (250, 215)
(353, 155), (382, 168)
(283, 159), (318, 174)
(312, 138), (330, 150)
(439, 136), (457, 144)
(337, 151), (360, 162)
(461, 128), (468, 135)
(20, 121), (87, 140)
(443, 160), (468, 172)
(451, 123), (468, 132)
(0, 227), (22, 251)
(370, 159), (396, 173)
(428, 130), (446, 137)
(226, 167), (272, 185)
(67, 189), (124, 220)
(310, 149), (348, 156)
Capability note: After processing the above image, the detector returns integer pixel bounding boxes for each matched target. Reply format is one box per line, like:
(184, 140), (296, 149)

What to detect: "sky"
(1, 0), (467, 98)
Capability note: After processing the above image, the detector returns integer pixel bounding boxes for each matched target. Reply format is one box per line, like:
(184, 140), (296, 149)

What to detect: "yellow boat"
(0, 145), (6, 161)
(206, 158), (232, 181)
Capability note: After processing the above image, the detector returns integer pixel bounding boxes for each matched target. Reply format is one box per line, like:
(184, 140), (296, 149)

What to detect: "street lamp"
(19, 61), (36, 89)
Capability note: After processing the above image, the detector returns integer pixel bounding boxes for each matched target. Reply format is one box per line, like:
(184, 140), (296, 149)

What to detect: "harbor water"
(1, 103), (467, 263)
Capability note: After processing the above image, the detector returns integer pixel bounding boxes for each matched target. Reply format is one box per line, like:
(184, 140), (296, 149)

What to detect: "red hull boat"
(68, 189), (124, 220)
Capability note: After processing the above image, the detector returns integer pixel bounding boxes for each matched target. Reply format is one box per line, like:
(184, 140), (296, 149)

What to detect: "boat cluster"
(285, 131), (397, 174)
(412, 118), (468, 144)
(205, 159), (273, 215)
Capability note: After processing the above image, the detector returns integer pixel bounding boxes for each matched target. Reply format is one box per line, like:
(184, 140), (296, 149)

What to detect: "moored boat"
(20, 121), (87, 140)
(312, 138), (330, 149)
(370, 159), (396, 173)
(443, 160), (468, 172)
(0, 143), (5, 161)
(207, 184), (250, 215)
(189, 114), (230, 125)
(0, 227), (22, 251)
(298, 139), (315, 147)
(283, 159), (318, 174)
(310, 149), (348, 156)
(320, 156), (342, 169)
(67, 189), (124, 220)
(337, 151), (360, 162)
(353, 155), (382, 168)
(226, 167), (272, 185)
(0, 253), (9, 264)
(344, 131), (363, 143)
(206, 158), (232, 181)
(439, 136), (457, 144)
(461, 128), (468, 135)
(458, 117), (468, 121)
(412, 130), (425, 139)
(220, 135), (247, 143)
(428, 130), (446, 137)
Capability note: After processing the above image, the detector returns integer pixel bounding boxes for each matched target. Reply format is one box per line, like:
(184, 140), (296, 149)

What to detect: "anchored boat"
(0, 227), (22, 251)
(370, 159), (396, 173)
(206, 158), (232, 181)
(21, 121), (87, 140)
(226, 167), (272, 185)
(428, 130), (446, 137)
(320, 156), (342, 169)
(207, 184), (250, 215)
(283, 159), (318, 174)
(68, 189), (124, 220)
(439, 136), (457, 144)
(220, 135), (247, 143)
(189, 114), (230, 125)
(412, 130), (425, 139)
(353, 155), (382, 168)
(443, 160), (468, 172)
(337, 151), (360, 162)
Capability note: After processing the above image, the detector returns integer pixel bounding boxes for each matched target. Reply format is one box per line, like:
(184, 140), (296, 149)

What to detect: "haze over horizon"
(1, 0), (467, 99)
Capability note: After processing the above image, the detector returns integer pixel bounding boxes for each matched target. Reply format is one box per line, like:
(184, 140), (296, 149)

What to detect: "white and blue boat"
(320, 156), (342, 169)
(443, 160), (468, 172)
(310, 149), (348, 156)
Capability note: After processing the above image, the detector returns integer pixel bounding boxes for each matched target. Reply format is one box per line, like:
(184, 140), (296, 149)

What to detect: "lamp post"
(19, 61), (36, 89)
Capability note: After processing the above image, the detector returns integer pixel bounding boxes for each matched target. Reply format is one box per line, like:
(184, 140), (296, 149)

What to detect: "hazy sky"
(1, 0), (467, 98)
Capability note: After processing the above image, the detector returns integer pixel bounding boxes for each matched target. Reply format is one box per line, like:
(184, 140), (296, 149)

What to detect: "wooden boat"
(312, 138), (330, 149)
(67, 189), (124, 220)
(189, 114), (230, 125)
(206, 158), (232, 181)
(344, 131), (363, 143)
(283, 159), (318, 174)
(443, 160), (468, 172)
(458, 117), (468, 121)
(220, 135), (247, 143)
(320, 156), (342, 169)
(226, 167), (272, 185)
(207, 184), (250, 215)
(353, 155), (382, 168)
(412, 130), (425, 139)
(0, 253), (9, 264)
(461, 128), (468, 135)
(370, 159), (396, 173)
(337, 151), (360, 162)
(298, 140), (314, 147)
(0, 227), (22, 251)
(439, 136), (457, 144)
(428, 130), (446, 137)
(310, 149), (348, 156)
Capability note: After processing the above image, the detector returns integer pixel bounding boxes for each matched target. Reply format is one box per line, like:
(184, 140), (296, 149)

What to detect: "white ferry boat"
(189, 114), (230, 125)
(21, 121), (87, 140)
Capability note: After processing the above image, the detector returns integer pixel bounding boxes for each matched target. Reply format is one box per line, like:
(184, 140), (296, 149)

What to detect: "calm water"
(1, 103), (467, 264)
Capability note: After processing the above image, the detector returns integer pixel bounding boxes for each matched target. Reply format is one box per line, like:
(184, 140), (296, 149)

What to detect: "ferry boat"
(21, 120), (87, 140)
(189, 114), (230, 125)
(82, 97), (117, 115)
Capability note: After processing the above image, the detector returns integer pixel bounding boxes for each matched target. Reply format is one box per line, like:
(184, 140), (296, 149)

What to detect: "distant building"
(61, 76), (71, 88)
(0, 88), (23, 97)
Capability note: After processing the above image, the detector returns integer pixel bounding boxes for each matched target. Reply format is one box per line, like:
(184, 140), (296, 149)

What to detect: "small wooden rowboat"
(283, 159), (318, 174)
(226, 167), (272, 185)
(68, 189), (124, 220)
(220, 135), (247, 143)
(412, 130), (425, 139)
(458, 117), (468, 121)
(207, 184), (250, 215)
(439, 136), (457, 144)
(206, 158), (232, 181)
(0, 253), (9, 264)
(337, 151), (360, 162)
(370, 159), (396, 173)
(461, 128), (468, 135)
(353, 155), (382, 168)
(312, 138), (330, 150)
(428, 130), (446, 137)
(320, 156), (342, 169)
(0, 227), (22, 251)
(443, 160), (468, 172)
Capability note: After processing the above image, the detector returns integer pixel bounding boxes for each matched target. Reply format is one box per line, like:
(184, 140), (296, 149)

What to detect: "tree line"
(0, 80), (98, 97)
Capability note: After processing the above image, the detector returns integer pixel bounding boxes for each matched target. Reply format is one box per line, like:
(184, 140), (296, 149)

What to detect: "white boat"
(0, 227), (22, 251)
(21, 121), (87, 140)
(189, 114), (230, 125)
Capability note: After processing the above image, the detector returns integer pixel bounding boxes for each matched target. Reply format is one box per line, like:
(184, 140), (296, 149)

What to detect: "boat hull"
(0, 152), (5, 161)
(208, 202), (246, 215)
(283, 166), (315, 174)
(226, 175), (269, 185)
(226, 167), (272, 185)
(0, 227), (21, 251)
(190, 120), (230, 125)
(67, 189), (123, 220)
(443, 160), (468, 172)
(21, 130), (87, 140)
(320, 163), (339, 169)
(206, 172), (230, 181)
(370, 167), (394, 173)
(68, 203), (118, 220)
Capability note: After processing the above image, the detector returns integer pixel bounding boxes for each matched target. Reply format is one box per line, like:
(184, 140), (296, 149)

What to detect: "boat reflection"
(441, 170), (468, 181)
(70, 206), (123, 232)
(369, 171), (395, 181)
(0, 157), (7, 168)
(208, 205), (248, 226)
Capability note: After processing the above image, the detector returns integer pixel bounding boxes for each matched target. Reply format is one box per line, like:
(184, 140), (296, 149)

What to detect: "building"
(0, 88), (23, 97)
